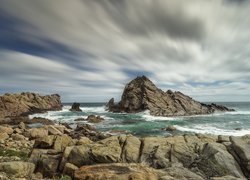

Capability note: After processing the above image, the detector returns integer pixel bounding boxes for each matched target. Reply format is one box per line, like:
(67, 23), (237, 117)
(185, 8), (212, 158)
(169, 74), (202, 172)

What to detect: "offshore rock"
(0, 92), (62, 122)
(69, 102), (82, 112)
(107, 76), (234, 116)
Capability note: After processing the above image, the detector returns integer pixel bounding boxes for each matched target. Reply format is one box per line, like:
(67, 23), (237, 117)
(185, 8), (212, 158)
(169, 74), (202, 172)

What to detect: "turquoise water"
(29, 102), (250, 137)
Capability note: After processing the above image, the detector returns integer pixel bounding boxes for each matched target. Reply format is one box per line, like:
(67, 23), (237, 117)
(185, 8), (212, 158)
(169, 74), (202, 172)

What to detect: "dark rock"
(86, 115), (104, 123)
(234, 128), (242, 131)
(8, 116), (54, 125)
(107, 76), (234, 116)
(68, 123), (110, 141)
(164, 125), (177, 131)
(74, 118), (85, 122)
(69, 102), (82, 112)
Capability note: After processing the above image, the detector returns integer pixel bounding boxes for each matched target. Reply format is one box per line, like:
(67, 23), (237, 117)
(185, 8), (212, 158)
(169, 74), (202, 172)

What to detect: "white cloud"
(0, 0), (250, 101)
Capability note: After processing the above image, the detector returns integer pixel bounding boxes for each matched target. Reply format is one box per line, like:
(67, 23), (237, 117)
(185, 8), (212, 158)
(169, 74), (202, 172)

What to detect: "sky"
(0, 0), (250, 102)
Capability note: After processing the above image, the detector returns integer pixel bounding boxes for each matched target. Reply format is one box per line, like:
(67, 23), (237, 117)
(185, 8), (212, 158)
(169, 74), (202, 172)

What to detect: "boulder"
(230, 135), (250, 177)
(11, 133), (25, 141)
(59, 146), (75, 171)
(0, 161), (35, 178)
(86, 115), (104, 123)
(164, 125), (177, 131)
(69, 123), (110, 141)
(36, 154), (62, 178)
(196, 143), (244, 179)
(53, 134), (75, 152)
(90, 136), (122, 163)
(63, 163), (78, 177)
(121, 136), (141, 163)
(0, 125), (13, 135)
(68, 145), (92, 167)
(107, 76), (234, 116)
(28, 128), (48, 139)
(18, 122), (26, 129)
(76, 137), (93, 145)
(45, 125), (63, 135)
(0, 93), (62, 122)
(34, 135), (56, 149)
(0, 132), (9, 141)
(69, 102), (82, 112)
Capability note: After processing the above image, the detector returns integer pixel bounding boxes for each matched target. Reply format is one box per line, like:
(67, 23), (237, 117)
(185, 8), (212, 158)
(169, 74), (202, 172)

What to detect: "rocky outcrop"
(107, 76), (234, 116)
(69, 102), (82, 112)
(1, 120), (249, 179)
(29, 133), (249, 179)
(0, 92), (62, 122)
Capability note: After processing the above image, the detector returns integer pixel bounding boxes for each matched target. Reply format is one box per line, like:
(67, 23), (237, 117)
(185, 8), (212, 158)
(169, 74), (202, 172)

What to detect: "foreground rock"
(0, 161), (35, 178)
(70, 102), (82, 112)
(1, 120), (249, 179)
(0, 92), (62, 123)
(107, 76), (234, 116)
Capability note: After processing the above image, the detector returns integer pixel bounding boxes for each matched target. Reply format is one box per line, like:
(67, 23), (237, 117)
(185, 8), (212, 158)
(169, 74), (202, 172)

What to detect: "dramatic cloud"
(0, 0), (250, 102)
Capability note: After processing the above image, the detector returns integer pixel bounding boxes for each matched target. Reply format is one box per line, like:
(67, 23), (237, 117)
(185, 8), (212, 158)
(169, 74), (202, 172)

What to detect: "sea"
(29, 102), (250, 137)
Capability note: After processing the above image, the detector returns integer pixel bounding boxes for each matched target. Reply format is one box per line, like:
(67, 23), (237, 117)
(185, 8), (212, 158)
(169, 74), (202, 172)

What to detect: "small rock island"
(107, 76), (234, 116)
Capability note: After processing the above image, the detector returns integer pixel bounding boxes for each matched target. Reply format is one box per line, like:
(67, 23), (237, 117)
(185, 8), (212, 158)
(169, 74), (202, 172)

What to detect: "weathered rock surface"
(74, 163), (165, 180)
(0, 161), (35, 178)
(86, 115), (104, 123)
(70, 102), (82, 112)
(0, 92), (62, 122)
(69, 123), (110, 141)
(1, 120), (248, 179)
(107, 76), (234, 116)
(230, 135), (250, 177)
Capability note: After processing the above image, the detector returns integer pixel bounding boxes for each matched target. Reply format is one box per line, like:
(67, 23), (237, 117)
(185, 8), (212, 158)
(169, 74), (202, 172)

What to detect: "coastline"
(0, 92), (250, 179)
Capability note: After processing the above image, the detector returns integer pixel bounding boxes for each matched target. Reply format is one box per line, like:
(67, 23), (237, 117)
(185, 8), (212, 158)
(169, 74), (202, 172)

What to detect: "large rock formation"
(107, 76), (234, 116)
(0, 92), (62, 122)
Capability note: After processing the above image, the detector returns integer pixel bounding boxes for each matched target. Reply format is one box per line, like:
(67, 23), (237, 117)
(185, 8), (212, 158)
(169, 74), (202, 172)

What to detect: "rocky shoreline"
(0, 92), (249, 179)
(0, 121), (249, 179)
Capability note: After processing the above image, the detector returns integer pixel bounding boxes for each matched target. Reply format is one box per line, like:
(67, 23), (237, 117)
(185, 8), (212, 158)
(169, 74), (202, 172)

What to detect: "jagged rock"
(164, 125), (177, 131)
(86, 115), (104, 123)
(34, 135), (56, 149)
(18, 122), (26, 129)
(0, 161), (35, 178)
(0, 125), (13, 135)
(69, 123), (110, 141)
(59, 146), (75, 171)
(36, 153), (62, 178)
(28, 128), (48, 139)
(107, 76), (234, 116)
(196, 143), (244, 179)
(69, 102), (82, 112)
(53, 134), (75, 152)
(11, 133), (25, 141)
(230, 135), (250, 177)
(67, 145), (92, 167)
(76, 137), (93, 145)
(74, 163), (166, 180)
(63, 163), (78, 177)
(0, 92), (62, 122)
(91, 136), (122, 163)
(45, 125), (63, 135)
(121, 136), (141, 163)
(0, 132), (9, 141)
